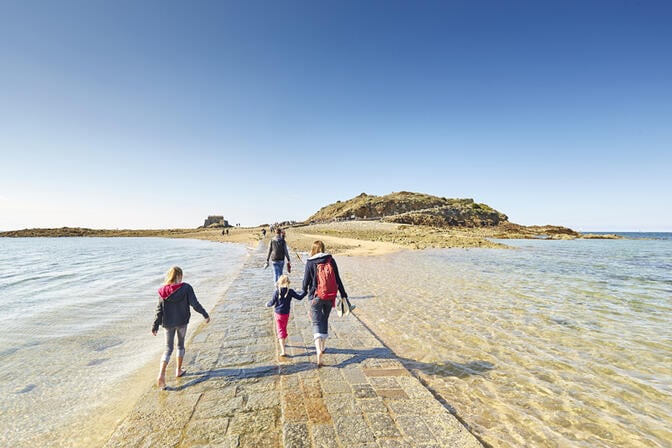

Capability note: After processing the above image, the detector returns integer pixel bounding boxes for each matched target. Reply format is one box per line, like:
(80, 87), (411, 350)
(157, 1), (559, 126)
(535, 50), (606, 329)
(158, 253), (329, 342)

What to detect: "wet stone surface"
(104, 242), (482, 447)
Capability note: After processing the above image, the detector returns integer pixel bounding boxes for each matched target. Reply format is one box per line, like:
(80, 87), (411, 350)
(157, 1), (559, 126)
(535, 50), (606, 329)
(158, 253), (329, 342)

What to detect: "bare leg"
(157, 360), (168, 389)
(279, 338), (287, 356)
(315, 338), (323, 366)
(176, 356), (185, 377)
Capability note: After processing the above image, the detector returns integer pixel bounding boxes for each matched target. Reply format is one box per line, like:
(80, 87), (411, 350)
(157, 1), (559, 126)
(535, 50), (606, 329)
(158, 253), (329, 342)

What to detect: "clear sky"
(1, 1), (670, 232)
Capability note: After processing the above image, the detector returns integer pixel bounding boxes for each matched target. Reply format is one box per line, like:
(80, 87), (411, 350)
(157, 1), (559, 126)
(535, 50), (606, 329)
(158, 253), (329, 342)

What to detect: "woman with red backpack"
(301, 240), (348, 366)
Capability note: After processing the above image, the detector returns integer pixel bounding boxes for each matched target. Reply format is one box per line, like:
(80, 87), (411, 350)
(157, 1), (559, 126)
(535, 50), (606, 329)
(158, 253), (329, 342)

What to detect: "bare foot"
(279, 352), (287, 357)
(157, 377), (166, 390)
(176, 369), (186, 378)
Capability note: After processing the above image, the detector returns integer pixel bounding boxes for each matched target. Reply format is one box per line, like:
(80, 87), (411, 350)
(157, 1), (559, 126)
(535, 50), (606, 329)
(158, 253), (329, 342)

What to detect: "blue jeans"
(310, 298), (332, 339)
(272, 260), (284, 282)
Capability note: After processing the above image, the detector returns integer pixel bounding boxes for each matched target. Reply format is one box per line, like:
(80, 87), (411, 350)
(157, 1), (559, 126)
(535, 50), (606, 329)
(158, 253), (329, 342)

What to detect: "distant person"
(266, 275), (306, 357)
(152, 266), (210, 390)
(265, 228), (291, 281)
(261, 228), (267, 237)
(302, 240), (348, 366)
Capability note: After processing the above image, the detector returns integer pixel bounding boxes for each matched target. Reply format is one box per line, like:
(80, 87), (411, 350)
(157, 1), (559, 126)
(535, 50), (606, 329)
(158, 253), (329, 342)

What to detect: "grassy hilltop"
(305, 191), (586, 239)
(307, 191), (508, 227)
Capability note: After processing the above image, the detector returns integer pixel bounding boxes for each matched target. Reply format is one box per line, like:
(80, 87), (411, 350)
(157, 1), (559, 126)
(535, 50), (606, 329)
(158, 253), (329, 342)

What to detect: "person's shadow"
(172, 343), (494, 392)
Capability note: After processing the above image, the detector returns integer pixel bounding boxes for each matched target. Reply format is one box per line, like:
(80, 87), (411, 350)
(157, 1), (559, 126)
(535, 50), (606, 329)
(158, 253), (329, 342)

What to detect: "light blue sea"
(1, 233), (670, 447)
(0, 237), (249, 448)
(338, 232), (672, 448)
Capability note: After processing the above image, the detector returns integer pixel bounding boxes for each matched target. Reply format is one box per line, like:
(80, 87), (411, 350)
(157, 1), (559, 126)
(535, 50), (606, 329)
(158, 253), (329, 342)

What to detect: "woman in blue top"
(302, 240), (348, 366)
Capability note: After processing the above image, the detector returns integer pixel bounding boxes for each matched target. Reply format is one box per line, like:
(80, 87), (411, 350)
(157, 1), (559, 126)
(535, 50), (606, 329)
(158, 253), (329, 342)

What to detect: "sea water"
(338, 233), (672, 448)
(0, 237), (248, 448)
(2, 234), (670, 448)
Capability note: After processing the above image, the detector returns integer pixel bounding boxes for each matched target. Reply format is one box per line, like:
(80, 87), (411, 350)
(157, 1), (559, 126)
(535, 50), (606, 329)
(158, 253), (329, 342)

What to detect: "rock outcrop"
(307, 191), (508, 227)
(304, 191), (587, 239)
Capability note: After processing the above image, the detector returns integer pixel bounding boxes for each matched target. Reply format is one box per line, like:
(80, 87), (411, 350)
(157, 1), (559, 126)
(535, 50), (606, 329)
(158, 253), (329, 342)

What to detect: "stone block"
(304, 397), (331, 424)
(283, 422), (310, 448)
(324, 393), (359, 416)
(365, 412), (401, 438)
(352, 384), (377, 399)
(395, 415), (436, 444)
(311, 424), (339, 448)
(333, 414), (374, 445)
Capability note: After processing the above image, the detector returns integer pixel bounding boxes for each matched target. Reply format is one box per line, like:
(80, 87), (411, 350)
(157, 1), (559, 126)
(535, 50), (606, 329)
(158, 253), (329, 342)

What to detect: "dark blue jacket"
(266, 287), (306, 314)
(152, 283), (209, 332)
(302, 253), (347, 300)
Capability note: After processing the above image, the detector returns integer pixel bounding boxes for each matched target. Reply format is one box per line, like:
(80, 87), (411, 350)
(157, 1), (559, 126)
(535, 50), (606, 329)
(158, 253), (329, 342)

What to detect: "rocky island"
(0, 191), (620, 253)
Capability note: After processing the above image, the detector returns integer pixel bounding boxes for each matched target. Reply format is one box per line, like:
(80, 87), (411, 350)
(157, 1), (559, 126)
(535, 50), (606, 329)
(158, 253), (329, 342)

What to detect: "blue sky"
(1, 1), (670, 231)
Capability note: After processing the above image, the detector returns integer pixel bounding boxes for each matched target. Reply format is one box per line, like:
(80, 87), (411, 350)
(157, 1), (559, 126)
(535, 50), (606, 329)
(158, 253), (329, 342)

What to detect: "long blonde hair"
(310, 240), (325, 257)
(164, 266), (183, 285)
(277, 274), (290, 289)
(277, 274), (290, 299)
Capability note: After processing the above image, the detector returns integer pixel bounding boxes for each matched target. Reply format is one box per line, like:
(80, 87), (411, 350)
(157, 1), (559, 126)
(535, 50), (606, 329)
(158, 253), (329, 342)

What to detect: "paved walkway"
(104, 243), (482, 448)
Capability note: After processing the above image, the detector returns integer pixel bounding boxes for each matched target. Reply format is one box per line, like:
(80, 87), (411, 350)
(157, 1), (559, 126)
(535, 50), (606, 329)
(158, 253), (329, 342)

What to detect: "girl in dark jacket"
(302, 240), (348, 366)
(266, 275), (306, 357)
(152, 266), (210, 389)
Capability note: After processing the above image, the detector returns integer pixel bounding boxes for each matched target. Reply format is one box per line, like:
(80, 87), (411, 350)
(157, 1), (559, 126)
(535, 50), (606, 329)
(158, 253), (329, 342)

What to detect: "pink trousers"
(274, 312), (290, 339)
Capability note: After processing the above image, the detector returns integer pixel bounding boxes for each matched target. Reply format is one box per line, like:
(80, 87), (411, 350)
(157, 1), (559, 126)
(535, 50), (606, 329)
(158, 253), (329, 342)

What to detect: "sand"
(0, 220), (507, 255)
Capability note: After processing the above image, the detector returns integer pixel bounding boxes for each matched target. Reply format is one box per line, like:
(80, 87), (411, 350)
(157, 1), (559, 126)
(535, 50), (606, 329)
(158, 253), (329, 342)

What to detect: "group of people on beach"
(150, 227), (349, 390)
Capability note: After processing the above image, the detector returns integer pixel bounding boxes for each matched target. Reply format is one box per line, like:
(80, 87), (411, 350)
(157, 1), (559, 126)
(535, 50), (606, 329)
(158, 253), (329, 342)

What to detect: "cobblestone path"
(104, 243), (482, 448)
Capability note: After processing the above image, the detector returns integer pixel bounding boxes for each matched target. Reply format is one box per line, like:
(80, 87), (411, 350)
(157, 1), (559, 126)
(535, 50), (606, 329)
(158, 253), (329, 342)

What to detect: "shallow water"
(3, 235), (670, 447)
(0, 237), (248, 448)
(338, 236), (672, 448)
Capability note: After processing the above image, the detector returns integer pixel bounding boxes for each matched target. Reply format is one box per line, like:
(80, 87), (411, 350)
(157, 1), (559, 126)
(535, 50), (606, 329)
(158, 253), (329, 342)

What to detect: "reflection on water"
(0, 237), (248, 448)
(338, 239), (672, 448)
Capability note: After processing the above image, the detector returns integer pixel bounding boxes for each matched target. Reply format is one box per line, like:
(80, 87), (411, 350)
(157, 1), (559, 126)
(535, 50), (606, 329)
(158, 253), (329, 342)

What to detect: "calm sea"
(2, 234), (670, 448)
(338, 232), (672, 448)
(0, 237), (248, 448)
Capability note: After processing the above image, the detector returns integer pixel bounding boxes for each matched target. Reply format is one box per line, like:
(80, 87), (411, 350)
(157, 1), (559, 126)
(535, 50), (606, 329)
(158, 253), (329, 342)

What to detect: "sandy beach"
(156, 220), (511, 255)
(0, 220), (507, 254)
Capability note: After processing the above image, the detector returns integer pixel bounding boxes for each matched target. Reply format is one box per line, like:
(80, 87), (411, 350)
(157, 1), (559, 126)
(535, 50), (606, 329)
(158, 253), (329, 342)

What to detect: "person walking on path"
(152, 266), (210, 390)
(265, 227), (291, 282)
(302, 240), (348, 366)
(266, 274), (306, 357)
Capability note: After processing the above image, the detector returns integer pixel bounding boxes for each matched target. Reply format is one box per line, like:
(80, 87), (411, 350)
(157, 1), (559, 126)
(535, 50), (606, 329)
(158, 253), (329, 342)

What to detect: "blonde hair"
(277, 274), (290, 288)
(164, 266), (183, 285)
(310, 240), (325, 257)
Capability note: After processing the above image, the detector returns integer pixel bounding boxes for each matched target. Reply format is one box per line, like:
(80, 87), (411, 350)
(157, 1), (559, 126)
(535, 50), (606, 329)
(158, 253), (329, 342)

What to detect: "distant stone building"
(202, 215), (229, 228)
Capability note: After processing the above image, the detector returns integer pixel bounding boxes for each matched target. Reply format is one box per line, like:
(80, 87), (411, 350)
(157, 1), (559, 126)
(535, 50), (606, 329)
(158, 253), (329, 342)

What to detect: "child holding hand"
(266, 275), (305, 357)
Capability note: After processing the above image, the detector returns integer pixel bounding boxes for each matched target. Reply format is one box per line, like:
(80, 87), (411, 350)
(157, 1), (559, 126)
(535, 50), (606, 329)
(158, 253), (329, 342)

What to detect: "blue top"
(152, 283), (209, 332)
(266, 287), (306, 314)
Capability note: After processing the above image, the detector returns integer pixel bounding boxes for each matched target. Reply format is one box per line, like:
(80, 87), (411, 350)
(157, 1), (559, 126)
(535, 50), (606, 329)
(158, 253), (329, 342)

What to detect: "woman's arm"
(332, 259), (348, 298)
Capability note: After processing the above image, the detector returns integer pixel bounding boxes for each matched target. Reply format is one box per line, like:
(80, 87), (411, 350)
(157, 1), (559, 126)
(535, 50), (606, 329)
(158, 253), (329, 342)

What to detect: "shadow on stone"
(325, 346), (495, 379)
(172, 362), (316, 391)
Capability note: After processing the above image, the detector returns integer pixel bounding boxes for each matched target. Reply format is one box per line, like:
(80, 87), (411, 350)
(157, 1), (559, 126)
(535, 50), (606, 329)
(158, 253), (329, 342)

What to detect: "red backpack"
(316, 257), (338, 300)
